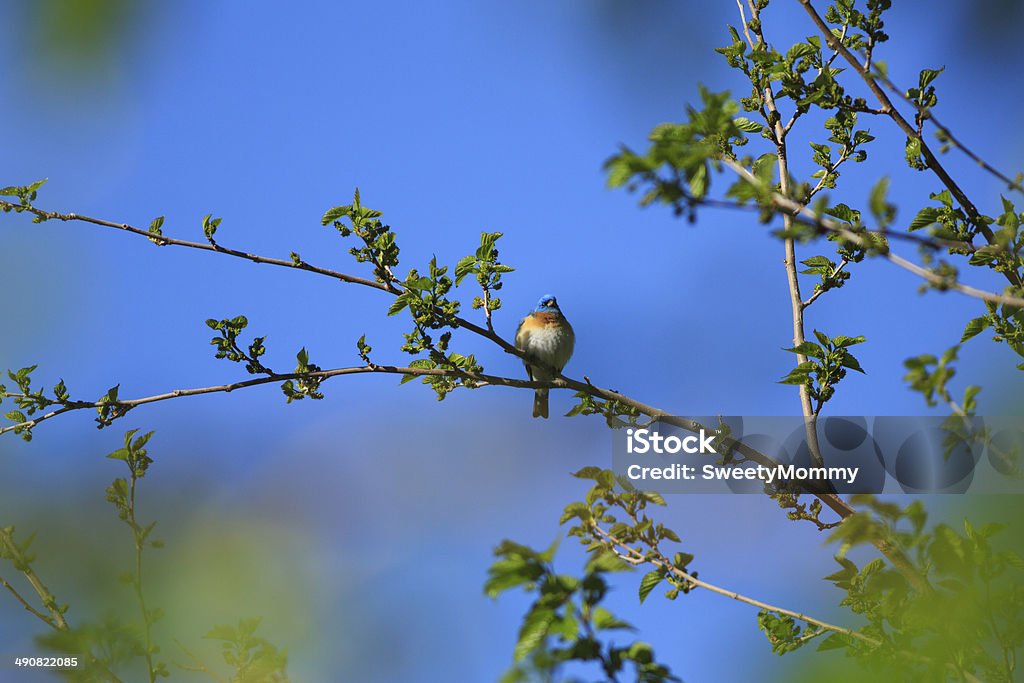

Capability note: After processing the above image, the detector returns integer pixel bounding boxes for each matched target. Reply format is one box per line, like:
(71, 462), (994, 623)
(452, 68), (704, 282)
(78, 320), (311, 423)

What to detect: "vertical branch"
(728, 2), (932, 595)
(744, 1), (825, 467)
(127, 474), (157, 683)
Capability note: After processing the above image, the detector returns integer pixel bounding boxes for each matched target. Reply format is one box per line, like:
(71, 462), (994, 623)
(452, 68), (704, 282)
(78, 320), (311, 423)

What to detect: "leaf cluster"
(203, 617), (290, 683)
(780, 330), (866, 412)
(486, 539), (679, 683)
(322, 188), (399, 286)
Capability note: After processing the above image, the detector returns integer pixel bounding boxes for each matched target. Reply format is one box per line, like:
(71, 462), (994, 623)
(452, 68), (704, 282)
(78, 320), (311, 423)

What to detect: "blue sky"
(2, 2), (1023, 681)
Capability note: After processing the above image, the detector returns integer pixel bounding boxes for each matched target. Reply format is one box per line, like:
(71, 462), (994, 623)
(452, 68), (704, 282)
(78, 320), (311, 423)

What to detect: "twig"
(174, 641), (229, 683)
(0, 527), (68, 630)
(0, 201), (525, 361)
(734, 0), (756, 48)
(0, 530), (126, 681)
(802, 257), (850, 308)
(590, 522), (878, 646)
(0, 572), (57, 626)
(680, 195), (976, 253)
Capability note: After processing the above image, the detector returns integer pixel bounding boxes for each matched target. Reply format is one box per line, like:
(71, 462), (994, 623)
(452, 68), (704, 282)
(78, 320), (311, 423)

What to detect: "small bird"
(515, 294), (575, 418)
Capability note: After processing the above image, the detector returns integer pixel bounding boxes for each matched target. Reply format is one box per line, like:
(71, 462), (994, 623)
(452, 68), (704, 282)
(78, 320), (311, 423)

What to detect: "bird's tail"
(533, 388), (549, 419)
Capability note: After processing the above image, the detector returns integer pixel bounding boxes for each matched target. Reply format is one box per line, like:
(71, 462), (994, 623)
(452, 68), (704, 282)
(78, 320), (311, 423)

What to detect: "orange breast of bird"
(531, 312), (562, 327)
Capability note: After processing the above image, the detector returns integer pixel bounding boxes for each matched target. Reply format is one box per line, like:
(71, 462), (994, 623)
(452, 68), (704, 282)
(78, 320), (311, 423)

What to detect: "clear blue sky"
(1, 2), (1022, 680)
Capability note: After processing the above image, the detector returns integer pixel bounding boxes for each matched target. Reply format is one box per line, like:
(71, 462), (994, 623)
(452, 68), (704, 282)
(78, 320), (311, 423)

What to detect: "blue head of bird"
(534, 294), (562, 314)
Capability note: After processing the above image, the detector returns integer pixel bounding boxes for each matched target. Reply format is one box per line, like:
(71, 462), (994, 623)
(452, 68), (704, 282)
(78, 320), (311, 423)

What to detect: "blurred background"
(1, 0), (1023, 680)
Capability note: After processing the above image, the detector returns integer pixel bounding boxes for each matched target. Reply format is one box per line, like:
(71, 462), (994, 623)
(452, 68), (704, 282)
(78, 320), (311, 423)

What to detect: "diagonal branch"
(591, 521), (978, 682)
(3, 202), (393, 293)
(721, 157), (1024, 309)
(0, 571), (59, 627)
(1, 200), (526, 359)
(590, 521), (878, 646)
(0, 527), (68, 631)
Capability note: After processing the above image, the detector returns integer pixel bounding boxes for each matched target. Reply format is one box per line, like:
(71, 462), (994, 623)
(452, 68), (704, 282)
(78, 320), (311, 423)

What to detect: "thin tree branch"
(594, 521), (980, 682)
(741, 1), (825, 474)
(2, 202), (394, 293)
(127, 474), (157, 683)
(686, 194), (976, 253)
(802, 257), (849, 308)
(0, 530), (126, 680)
(174, 641), (230, 683)
(865, 61), (1023, 195)
(0, 365), (543, 437)
(0, 527), (68, 630)
(0, 572), (57, 627)
(721, 157), (1024, 309)
(0, 201), (527, 360)
(734, 0), (756, 48)
(590, 522), (878, 646)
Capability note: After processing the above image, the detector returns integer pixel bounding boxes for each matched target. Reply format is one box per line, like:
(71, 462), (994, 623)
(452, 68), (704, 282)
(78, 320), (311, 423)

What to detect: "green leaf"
(840, 353), (865, 374)
(963, 385), (981, 413)
(673, 552), (694, 568)
(784, 342), (824, 359)
(202, 214), (222, 240)
(800, 255), (833, 268)
(321, 206), (348, 225)
(388, 294), (411, 316)
(514, 607), (556, 661)
(816, 633), (850, 652)
(642, 491), (667, 506)
(733, 117), (763, 133)
(786, 42), (817, 61)
(824, 203), (859, 224)
(591, 606), (633, 631)
(831, 335), (866, 348)
(918, 66), (944, 89)
(454, 255), (477, 286)
(560, 502), (591, 524)
(779, 361), (815, 385)
(572, 466), (604, 480)
(960, 316), (990, 343)
(586, 550), (632, 573)
(908, 207), (939, 231)
(868, 177), (891, 223)
(638, 569), (663, 604)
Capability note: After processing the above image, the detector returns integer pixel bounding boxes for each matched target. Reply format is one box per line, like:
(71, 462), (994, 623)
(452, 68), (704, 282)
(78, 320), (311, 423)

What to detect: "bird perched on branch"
(515, 294), (575, 418)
